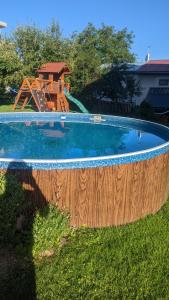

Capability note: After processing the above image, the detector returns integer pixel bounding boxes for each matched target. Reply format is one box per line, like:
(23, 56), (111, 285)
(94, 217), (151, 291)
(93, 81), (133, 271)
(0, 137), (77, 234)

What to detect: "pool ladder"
(90, 115), (106, 123)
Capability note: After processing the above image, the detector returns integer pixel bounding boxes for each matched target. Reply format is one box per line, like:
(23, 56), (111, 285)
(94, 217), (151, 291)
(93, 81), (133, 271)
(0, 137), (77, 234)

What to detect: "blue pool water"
(0, 121), (168, 160)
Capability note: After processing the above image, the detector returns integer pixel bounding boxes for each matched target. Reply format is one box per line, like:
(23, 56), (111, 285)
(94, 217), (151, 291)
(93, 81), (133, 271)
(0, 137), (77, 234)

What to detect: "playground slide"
(64, 88), (89, 113)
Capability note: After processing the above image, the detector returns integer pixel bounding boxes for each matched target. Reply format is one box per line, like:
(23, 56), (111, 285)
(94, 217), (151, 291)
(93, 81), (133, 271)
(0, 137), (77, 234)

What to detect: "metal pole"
(0, 21), (7, 29)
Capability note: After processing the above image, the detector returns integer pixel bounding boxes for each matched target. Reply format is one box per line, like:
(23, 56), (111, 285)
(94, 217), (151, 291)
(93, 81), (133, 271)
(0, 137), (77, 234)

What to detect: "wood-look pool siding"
(1, 152), (169, 227)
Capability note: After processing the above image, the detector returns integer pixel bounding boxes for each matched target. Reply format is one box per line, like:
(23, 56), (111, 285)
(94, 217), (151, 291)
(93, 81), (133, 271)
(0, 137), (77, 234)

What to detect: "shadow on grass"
(0, 161), (49, 300)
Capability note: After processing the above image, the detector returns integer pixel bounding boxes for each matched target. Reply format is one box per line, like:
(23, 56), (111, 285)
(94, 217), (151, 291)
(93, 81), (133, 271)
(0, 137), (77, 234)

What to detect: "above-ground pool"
(0, 112), (169, 227)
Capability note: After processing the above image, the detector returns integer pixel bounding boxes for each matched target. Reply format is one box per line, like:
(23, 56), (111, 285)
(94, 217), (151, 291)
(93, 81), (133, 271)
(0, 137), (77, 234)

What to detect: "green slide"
(64, 88), (89, 113)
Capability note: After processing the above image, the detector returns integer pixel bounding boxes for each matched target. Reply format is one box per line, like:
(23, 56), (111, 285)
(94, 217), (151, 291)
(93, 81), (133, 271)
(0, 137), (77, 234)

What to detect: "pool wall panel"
(1, 152), (169, 227)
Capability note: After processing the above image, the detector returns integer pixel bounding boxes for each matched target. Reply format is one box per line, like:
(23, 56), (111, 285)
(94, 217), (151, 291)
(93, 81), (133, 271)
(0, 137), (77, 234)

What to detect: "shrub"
(139, 101), (155, 119)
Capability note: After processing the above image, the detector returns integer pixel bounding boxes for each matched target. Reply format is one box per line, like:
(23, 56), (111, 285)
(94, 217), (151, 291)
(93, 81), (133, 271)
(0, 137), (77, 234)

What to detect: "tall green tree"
(41, 20), (68, 62)
(0, 40), (23, 93)
(97, 24), (135, 64)
(69, 23), (135, 94)
(13, 25), (45, 75)
(69, 23), (101, 93)
(13, 22), (70, 76)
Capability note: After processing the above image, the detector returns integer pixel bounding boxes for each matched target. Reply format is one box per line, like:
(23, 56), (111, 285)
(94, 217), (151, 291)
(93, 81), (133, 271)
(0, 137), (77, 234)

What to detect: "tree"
(0, 40), (23, 94)
(69, 23), (101, 94)
(41, 20), (69, 62)
(68, 23), (135, 95)
(80, 64), (140, 104)
(125, 74), (141, 102)
(97, 24), (135, 65)
(13, 25), (45, 75)
(13, 22), (71, 76)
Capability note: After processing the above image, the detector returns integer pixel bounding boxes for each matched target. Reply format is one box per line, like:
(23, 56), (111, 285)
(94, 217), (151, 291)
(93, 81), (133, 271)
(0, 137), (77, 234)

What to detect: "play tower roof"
(37, 62), (70, 74)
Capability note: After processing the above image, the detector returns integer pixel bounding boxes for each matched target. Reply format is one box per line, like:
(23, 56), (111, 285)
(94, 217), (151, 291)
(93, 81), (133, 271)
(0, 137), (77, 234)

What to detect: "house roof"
(37, 62), (70, 74)
(137, 60), (169, 74)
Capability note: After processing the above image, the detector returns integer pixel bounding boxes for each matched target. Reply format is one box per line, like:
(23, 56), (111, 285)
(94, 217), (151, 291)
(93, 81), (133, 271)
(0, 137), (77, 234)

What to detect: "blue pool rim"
(0, 112), (169, 170)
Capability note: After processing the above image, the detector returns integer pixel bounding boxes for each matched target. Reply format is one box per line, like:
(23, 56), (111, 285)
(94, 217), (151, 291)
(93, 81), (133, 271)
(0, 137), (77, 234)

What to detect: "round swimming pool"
(0, 112), (169, 227)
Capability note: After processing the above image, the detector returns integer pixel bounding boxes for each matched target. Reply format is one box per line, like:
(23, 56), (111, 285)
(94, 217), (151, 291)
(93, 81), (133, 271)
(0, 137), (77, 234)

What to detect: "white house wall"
(132, 74), (169, 105)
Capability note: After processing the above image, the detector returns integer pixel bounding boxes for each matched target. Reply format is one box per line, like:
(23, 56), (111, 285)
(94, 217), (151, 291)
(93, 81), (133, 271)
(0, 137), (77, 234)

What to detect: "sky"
(1, 0), (169, 62)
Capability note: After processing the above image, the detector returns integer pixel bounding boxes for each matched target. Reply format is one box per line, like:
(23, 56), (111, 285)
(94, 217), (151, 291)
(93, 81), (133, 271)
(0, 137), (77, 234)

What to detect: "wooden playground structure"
(13, 62), (71, 112)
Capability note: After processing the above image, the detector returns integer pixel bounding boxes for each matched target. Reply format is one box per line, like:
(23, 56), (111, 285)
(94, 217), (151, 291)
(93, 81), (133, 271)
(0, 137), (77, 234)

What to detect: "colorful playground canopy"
(0, 21), (7, 28)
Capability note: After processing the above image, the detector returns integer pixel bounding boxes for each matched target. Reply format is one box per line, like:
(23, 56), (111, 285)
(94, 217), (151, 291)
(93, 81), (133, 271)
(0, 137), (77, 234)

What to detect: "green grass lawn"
(35, 202), (169, 300)
(0, 102), (34, 112)
(0, 99), (33, 113)
(0, 174), (169, 299)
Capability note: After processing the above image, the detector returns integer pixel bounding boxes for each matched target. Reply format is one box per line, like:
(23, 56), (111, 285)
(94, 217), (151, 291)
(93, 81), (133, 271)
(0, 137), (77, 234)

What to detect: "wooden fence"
(72, 98), (134, 115)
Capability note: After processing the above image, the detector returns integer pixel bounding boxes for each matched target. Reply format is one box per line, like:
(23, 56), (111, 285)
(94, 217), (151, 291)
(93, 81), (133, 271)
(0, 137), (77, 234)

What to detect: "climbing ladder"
(31, 90), (47, 112)
(13, 78), (48, 112)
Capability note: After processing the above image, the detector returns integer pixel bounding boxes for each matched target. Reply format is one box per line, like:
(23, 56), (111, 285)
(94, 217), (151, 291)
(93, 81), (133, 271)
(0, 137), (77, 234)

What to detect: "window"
(159, 79), (169, 86)
(43, 73), (49, 80)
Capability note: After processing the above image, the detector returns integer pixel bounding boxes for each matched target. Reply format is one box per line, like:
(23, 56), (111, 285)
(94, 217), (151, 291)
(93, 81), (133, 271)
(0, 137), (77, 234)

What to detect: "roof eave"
(136, 71), (169, 75)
